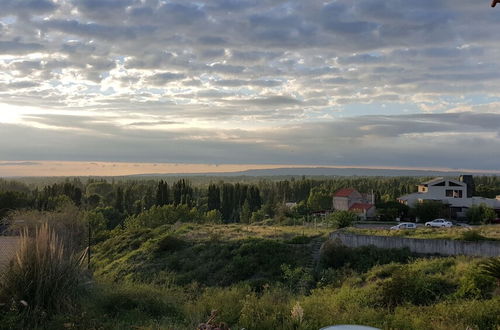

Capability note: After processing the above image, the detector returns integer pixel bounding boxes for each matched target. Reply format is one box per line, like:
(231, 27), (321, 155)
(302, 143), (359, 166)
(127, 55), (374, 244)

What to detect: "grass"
(0, 237), (20, 274)
(92, 224), (316, 287)
(175, 222), (331, 242)
(0, 223), (88, 326)
(344, 225), (500, 241)
(42, 255), (500, 330)
(3, 221), (500, 329)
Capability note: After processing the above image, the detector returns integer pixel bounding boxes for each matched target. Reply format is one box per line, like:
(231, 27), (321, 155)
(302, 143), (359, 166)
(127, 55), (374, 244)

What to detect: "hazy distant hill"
(130, 167), (497, 178)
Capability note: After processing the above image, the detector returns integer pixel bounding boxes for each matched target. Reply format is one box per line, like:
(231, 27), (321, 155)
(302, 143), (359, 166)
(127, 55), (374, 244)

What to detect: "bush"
(461, 230), (486, 241)
(320, 240), (412, 272)
(455, 268), (496, 299)
(379, 267), (456, 308)
(327, 211), (357, 229)
(281, 264), (314, 294)
(91, 283), (182, 320)
(0, 223), (88, 325)
(285, 235), (313, 244)
(466, 204), (496, 225)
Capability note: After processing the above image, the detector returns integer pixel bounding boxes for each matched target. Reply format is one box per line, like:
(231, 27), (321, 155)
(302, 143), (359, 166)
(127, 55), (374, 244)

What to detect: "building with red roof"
(333, 188), (376, 220)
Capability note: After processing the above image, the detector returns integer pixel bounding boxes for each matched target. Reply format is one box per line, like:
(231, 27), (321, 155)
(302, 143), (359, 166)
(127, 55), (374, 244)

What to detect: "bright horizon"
(1, 161), (499, 177)
(1, 1), (500, 173)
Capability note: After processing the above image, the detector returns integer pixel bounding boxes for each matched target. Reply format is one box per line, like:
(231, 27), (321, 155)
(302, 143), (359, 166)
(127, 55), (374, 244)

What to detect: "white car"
(425, 219), (453, 228)
(390, 223), (417, 230)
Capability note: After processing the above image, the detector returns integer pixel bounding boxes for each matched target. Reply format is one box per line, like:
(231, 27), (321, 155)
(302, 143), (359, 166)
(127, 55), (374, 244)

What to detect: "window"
(446, 189), (463, 198)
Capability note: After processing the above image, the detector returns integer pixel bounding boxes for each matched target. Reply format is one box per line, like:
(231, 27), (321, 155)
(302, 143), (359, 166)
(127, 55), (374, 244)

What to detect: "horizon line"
(0, 160), (499, 177)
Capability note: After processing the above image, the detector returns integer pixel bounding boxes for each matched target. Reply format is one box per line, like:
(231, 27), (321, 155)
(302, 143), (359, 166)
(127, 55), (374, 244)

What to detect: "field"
(345, 224), (500, 241)
(1, 221), (500, 329)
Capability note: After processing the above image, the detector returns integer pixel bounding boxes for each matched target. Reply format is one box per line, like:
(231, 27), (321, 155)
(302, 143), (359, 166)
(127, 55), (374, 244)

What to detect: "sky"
(1, 0), (500, 176)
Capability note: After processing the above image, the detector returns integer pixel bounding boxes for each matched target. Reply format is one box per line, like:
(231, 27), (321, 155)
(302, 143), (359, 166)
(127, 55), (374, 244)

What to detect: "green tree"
(142, 187), (155, 210)
(155, 180), (169, 206)
(466, 204), (497, 224)
(221, 184), (235, 222)
(327, 210), (357, 228)
(115, 187), (124, 213)
(207, 184), (221, 211)
(411, 200), (446, 222)
(205, 209), (222, 223)
(240, 200), (252, 224)
(307, 188), (331, 211)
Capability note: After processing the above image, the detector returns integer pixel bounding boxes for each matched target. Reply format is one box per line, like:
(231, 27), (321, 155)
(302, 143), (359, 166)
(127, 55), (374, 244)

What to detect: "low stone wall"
(329, 232), (500, 257)
(0, 236), (20, 273)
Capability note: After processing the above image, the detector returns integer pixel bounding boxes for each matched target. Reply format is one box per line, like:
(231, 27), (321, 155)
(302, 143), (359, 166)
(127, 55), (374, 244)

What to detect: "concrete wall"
(329, 232), (500, 257)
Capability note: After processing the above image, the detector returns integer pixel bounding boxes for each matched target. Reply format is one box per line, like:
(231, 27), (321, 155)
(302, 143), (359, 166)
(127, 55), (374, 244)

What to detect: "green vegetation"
(467, 204), (498, 225)
(1, 175), (500, 328)
(0, 223), (88, 327)
(326, 210), (357, 229)
(1, 221), (500, 329)
(345, 225), (500, 241)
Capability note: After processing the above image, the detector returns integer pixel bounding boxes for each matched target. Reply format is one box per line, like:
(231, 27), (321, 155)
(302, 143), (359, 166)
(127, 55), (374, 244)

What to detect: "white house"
(397, 176), (500, 219)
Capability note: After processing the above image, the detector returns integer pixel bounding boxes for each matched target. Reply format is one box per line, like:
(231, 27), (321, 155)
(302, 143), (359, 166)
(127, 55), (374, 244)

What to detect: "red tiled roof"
(349, 203), (374, 211)
(334, 188), (357, 197)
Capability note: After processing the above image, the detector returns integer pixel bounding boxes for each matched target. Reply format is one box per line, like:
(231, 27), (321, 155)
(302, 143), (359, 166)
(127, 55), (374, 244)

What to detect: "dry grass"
(0, 223), (88, 324)
(0, 237), (20, 274)
(345, 225), (500, 241)
(176, 223), (331, 242)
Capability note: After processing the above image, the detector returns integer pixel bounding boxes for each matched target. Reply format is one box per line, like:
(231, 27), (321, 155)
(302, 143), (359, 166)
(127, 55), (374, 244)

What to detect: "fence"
(329, 232), (500, 257)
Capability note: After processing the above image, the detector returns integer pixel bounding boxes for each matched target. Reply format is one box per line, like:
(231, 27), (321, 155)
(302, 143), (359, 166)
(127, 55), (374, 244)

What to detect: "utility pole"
(87, 220), (91, 270)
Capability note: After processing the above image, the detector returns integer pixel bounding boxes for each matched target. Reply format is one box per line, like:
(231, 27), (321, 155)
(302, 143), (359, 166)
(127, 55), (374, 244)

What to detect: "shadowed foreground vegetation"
(2, 221), (498, 329)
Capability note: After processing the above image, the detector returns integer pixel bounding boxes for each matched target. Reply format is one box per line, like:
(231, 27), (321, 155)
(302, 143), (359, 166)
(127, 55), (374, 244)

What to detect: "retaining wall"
(329, 232), (500, 257)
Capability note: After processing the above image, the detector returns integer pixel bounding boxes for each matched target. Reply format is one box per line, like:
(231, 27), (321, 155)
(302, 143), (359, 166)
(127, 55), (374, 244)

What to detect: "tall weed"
(0, 223), (88, 325)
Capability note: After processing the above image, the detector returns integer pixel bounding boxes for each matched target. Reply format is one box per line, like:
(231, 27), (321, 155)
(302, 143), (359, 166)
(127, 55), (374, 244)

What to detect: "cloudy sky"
(1, 0), (500, 175)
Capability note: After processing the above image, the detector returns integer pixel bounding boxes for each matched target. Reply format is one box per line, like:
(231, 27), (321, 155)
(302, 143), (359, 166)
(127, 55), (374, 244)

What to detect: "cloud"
(0, 40), (44, 54)
(0, 0), (499, 169)
(0, 161), (40, 166)
(1, 112), (499, 170)
(1, 0), (57, 17)
(147, 72), (187, 85)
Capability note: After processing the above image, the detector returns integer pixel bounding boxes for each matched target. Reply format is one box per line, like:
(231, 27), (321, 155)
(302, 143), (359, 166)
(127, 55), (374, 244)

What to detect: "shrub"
(238, 288), (293, 329)
(466, 204), (496, 225)
(281, 264), (314, 294)
(461, 230), (486, 241)
(479, 257), (500, 285)
(285, 235), (313, 244)
(455, 268), (496, 299)
(327, 211), (357, 229)
(0, 223), (88, 325)
(320, 240), (412, 272)
(91, 283), (182, 320)
(378, 267), (456, 308)
(186, 285), (251, 327)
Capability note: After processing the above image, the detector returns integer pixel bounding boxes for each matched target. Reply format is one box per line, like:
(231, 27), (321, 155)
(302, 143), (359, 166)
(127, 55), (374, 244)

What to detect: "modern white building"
(398, 176), (500, 219)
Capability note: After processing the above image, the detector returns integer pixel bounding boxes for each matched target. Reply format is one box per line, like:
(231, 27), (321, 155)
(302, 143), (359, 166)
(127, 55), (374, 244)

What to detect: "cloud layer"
(0, 0), (500, 170)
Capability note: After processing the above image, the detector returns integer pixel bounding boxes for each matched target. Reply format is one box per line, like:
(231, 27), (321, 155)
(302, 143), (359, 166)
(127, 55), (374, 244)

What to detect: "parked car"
(390, 222), (417, 230)
(425, 219), (453, 228)
(491, 218), (500, 224)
